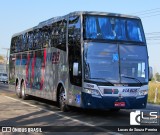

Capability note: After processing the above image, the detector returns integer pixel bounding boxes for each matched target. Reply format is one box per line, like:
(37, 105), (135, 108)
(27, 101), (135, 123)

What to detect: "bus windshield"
(84, 42), (148, 84)
(84, 15), (145, 43)
(84, 43), (119, 83)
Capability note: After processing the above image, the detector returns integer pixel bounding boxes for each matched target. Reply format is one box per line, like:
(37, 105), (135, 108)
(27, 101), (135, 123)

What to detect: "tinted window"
(33, 30), (40, 49)
(22, 33), (28, 51)
(41, 26), (51, 48)
(28, 32), (34, 50)
(15, 36), (22, 52)
(2, 74), (7, 77)
(51, 19), (67, 51)
(11, 37), (16, 54)
(84, 15), (145, 43)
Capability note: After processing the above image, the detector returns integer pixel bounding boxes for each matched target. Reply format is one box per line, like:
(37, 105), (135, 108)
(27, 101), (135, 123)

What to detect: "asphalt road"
(0, 83), (160, 135)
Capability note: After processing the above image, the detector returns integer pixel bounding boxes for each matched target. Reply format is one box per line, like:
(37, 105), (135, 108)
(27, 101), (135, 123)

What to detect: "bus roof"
(12, 11), (140, 37)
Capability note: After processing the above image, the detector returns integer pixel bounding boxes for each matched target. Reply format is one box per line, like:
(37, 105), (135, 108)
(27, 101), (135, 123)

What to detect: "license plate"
(114, 102), (125, 107)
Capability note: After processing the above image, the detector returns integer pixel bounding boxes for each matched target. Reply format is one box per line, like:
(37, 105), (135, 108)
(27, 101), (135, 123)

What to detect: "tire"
(59, 87), (69, 112)
(15, 82), (21, 98)
(21, 82), (28, 100)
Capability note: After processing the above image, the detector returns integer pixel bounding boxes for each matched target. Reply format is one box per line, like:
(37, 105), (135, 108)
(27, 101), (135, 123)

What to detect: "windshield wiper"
(121, 75), (143, 86)
(89, 78), (114, 86)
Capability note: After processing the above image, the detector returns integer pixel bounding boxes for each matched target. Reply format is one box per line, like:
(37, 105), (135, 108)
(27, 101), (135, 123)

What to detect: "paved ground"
(0, 83), (160, 135)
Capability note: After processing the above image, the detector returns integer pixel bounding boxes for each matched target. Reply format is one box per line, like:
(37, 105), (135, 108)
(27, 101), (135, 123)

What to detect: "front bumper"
(81, 92), (147, 109)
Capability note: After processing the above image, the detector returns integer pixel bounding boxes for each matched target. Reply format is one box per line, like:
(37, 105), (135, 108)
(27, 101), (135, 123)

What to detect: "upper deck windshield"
(84, 15), (145, 43)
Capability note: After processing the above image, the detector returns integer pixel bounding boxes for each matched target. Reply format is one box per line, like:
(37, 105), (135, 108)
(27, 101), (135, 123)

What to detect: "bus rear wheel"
(21, 82), (28, 100)
(59, 87), (69, 112)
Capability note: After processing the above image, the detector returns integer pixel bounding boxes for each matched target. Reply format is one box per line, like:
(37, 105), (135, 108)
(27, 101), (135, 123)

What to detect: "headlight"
(84, 88), (101, 96)
(91, 89), (101, 96)
(139, 90), (148, 96)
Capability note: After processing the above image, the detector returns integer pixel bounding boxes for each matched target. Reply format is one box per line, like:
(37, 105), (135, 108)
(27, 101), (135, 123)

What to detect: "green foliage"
(155, 72), (160, 82)
(151, 77), (155, 82)
(0, 55), (4, 60)
(148, 82), (160, 104)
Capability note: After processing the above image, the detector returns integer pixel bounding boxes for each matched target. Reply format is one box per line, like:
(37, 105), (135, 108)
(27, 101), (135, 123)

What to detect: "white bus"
(9, 11), (152, 111)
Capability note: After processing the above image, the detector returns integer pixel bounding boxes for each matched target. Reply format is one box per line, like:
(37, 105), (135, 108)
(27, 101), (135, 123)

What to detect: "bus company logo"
(52, 52), (60, 64)
(130, 110), (159, 125)
(47, 52), (60, 64)
(122, 88), (139, 93)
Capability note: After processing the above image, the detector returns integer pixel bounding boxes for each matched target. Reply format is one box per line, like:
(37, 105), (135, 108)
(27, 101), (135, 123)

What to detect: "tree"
(0, 55), (4, 60)
(155, 72), (160, 82)
(0, 55), (5, 64)
(151, 77), (155, 82)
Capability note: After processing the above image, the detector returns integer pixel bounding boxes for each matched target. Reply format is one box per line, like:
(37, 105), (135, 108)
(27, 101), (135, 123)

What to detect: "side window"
(11, 37), (16, 53)
(41, 26), (51, 48)
(51, 22), (58, 47)
(14, 36), (18, 52)
(28, 32), (34, 50)
(33, 29), (42, 49)
(15, 36), (22, 52)
(22, 33), (28, 51)
(68, 16), (82, 86)
(51, 20), (67, 51)
(56, 20), (67, 51)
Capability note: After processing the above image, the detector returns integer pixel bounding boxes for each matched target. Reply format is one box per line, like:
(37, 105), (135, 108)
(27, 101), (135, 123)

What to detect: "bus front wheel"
(59, 87), (69, 112)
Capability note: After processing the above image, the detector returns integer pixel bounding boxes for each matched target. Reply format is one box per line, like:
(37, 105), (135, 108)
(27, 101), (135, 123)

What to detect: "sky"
(0, 0), (160, 73)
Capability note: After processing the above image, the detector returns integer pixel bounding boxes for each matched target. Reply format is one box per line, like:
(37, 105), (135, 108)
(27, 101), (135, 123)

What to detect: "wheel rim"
(22, 84), (25, 97)
(59, 88), (66, 108)
(16, 83), (20, 96)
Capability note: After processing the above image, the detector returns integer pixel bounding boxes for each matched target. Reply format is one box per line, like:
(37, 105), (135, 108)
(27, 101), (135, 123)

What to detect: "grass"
(148, 81), (160, 104)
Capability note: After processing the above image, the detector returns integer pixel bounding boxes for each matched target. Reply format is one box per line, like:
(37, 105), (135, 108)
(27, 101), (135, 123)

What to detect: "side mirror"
(149, 66), (153, 81)
(73, 62), (79, 76)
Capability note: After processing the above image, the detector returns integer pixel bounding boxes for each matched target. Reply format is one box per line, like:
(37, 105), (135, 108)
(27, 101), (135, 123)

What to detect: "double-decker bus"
(9, 11), (152, 111)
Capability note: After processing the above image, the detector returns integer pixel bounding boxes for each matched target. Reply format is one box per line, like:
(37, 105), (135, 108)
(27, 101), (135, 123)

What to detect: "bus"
(9, 11), (152, 112)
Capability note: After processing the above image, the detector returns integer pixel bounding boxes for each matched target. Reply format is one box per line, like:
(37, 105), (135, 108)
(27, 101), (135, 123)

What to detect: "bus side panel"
(9, 54), (16, 85)
(23, 47), (68, 101)
(43, 47), (68, 101)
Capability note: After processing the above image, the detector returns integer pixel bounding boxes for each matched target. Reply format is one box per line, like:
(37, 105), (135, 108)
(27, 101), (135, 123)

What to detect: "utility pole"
(2, 48), (10, 73)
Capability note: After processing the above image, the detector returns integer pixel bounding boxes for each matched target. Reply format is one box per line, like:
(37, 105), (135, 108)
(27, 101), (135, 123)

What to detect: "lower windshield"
(120, 45), (148, 83)
(84, 42), (119, 83)
(84, 42), (149, 84)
